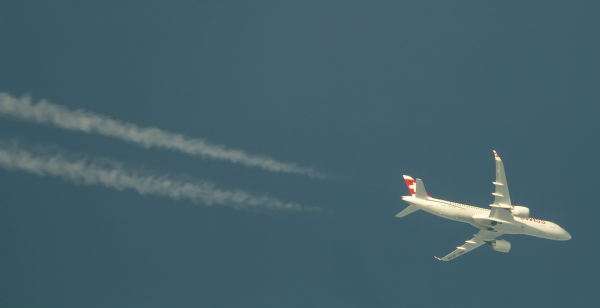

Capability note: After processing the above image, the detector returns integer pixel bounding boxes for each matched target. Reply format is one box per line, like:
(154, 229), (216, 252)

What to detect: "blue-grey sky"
(1, 1), (598, 307)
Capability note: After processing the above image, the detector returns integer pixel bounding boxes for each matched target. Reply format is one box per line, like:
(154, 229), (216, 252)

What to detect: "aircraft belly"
(454, 211), (475, 223)
(523, 230), (552, 239)
(494, 224), (520, 234)
(455, 216), (474, 223)
(426, 204), (473, 223)
(521, 224), (553, 239)
(421, 206), (449, 219)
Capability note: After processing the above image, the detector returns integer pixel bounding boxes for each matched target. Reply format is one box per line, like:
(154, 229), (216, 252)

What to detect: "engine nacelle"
(491, 239), (511, 253)
(511, 206), (530, 218)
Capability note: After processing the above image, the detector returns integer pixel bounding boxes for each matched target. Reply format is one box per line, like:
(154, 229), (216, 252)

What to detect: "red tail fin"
(403, 175), (417, 196)
(403, 175), (431, 197)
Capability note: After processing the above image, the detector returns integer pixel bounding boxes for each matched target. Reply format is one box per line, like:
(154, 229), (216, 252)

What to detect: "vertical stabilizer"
(403, 175), (431, 198)
(403, 175), (416, 196)
(415, 178), (428, 200)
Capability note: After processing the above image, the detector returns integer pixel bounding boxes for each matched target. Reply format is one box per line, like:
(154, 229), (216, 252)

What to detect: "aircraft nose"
(561, 230), (571, 241)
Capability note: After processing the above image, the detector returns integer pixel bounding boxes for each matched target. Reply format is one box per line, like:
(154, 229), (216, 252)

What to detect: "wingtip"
(493, 150), (501, 160)
(434, 256), (442, 261)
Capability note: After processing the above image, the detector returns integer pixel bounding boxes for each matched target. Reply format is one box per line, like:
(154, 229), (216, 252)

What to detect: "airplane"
(398, 150), (571, 261)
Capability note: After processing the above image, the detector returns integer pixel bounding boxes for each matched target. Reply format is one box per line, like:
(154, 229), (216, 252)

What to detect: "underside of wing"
(492, 150), (511, 206)
(435, 229), (502, 261)
(490, 150), (514, 221)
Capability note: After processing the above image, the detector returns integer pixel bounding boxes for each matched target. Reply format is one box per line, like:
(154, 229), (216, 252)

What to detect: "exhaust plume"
(0, 93), (327, 178)
(0, 143), (317, 212)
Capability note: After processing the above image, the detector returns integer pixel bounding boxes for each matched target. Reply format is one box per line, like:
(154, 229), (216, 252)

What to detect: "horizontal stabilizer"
(396, 205), (420, 218)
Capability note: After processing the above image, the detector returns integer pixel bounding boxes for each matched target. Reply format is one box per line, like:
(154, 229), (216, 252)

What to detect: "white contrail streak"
(0, 93), (326, 179)
(0, 143), (317, 212)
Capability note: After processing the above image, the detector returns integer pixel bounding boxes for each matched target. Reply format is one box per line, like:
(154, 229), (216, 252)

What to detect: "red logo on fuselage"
(520, 217), (545, 224)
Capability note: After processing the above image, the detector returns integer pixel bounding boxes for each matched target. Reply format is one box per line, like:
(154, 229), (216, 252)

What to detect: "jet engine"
(491, 239), (511, 253)
(511, 206), (530, 218)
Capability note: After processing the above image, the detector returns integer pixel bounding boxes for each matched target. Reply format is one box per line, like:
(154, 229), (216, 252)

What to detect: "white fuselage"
(402, 196), (571, 241)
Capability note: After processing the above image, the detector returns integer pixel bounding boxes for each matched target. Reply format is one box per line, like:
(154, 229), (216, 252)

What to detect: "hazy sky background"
(1, 1), (599, 307)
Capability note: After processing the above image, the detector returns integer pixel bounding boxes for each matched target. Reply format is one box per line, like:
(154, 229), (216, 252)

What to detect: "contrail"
(0, 143), (318, 212)
(0, 93), (327, 179)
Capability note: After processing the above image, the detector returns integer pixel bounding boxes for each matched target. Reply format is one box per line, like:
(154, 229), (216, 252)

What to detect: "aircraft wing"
(434, 229), (502, 261)
(490, 150), (514, 221)
(492, 150), (511, 206)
